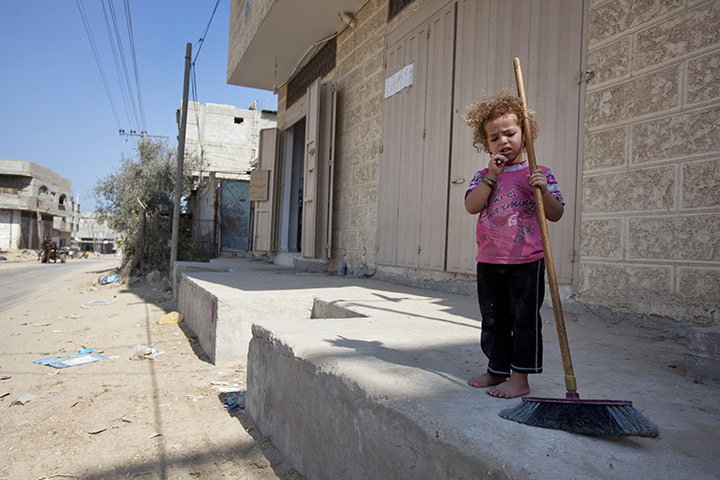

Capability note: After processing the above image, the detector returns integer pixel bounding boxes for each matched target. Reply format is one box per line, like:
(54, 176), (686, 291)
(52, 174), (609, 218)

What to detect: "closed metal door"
(378, 2), (456, 270)
(220, 180), (251, 251)
(446, 0), (584, 283)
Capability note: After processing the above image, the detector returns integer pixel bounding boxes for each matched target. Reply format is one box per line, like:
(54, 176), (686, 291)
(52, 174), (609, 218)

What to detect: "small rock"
(145, 270), (162, 283)
(10, 394), (35, 406)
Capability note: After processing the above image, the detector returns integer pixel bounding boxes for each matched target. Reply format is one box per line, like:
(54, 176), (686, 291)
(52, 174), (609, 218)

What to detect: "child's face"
(484, 113), (523, 163)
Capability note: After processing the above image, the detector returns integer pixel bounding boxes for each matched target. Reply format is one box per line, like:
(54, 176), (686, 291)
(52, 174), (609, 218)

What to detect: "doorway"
(280, 119), (306, 253)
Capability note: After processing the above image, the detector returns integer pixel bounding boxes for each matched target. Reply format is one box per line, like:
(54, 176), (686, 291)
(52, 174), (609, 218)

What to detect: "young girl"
(463, 91), (565, 399)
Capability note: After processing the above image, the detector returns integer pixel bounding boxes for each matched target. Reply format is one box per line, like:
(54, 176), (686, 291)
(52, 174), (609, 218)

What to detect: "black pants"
(476, 259), (545, 377)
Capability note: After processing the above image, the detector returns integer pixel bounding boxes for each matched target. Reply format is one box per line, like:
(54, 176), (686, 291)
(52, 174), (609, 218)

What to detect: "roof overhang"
(227, 0), (367, 91)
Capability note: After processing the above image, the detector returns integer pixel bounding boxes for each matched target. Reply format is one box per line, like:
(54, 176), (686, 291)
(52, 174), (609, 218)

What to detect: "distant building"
(73, 212), (117, 254)
(183, 101), (277, 180)
(0, 159), (78, 250)
(180, 101), (277, 257)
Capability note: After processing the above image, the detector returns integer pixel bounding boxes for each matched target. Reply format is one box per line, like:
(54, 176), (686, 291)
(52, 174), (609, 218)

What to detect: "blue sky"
(0, 0), (277, 211)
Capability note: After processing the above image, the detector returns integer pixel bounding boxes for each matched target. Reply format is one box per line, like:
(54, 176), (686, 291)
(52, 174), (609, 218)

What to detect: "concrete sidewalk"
(177, 258), (718, 480)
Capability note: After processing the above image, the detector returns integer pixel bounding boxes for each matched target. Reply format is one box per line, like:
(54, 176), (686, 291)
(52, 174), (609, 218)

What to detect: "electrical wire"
(100, 0), (135, 130)
(190, 65), (206, 176)
(107, 0), (142, 131)
(275, 1), (370, 92)
(193, 0), (220, 64)
(75, 0), (122, 130)
(123, 0), (147, 132)
(188, 0), (221, 178)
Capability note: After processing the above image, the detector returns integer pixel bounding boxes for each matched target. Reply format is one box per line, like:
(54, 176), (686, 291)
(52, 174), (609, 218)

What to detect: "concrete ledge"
(247, 311), (719, 480)
(247, 323), (515, 480)
(178, 271), (314, 365)
(178, 259), (719, 479)
(173, 260), (230, 297)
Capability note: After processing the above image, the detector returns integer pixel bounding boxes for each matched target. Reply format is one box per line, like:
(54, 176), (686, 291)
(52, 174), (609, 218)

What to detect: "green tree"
(93, 138), (194, 279)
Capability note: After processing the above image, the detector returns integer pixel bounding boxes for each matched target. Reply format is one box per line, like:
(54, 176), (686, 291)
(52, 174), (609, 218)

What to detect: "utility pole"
(170, 43), (192, 278)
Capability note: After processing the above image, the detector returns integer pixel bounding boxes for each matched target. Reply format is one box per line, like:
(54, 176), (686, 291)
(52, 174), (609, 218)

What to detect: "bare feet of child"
(467, 372), (505, 389)
(486, 372), (530, 399)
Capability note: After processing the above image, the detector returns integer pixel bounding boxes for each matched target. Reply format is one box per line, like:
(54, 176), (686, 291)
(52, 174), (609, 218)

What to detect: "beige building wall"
(578, 0), (720, 323)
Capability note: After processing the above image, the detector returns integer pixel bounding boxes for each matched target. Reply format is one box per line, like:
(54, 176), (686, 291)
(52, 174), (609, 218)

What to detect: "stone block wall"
(579, 0), (720, 323)
(331, 0), (387, 268)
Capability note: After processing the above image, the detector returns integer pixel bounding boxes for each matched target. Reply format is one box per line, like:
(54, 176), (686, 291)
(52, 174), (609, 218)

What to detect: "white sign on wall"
(384, 63), (414, 99)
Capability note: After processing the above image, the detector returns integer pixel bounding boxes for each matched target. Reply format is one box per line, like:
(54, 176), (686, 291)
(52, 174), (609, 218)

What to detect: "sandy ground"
(0, 257), (305, 480)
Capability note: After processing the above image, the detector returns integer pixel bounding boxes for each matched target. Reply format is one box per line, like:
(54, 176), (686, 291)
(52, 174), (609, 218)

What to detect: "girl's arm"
(465, 154), (507, 214)
(465, 178), (493, 214)
(528, 168), (564, 222)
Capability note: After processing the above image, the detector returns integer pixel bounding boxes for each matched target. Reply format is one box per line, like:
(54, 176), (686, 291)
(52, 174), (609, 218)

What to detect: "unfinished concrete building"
(181, 101), (277, 256)
(0, 159), (78, 250)
(74, 212), (117, 254)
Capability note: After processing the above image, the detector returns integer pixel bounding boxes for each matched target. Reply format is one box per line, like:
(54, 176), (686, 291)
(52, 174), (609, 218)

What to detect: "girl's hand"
(488, 154), (507, 176)
(527, 168), (548, 193)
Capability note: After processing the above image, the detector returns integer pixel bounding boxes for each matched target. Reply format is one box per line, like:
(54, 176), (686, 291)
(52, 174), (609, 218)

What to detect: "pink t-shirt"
(465, 160), (564, 264)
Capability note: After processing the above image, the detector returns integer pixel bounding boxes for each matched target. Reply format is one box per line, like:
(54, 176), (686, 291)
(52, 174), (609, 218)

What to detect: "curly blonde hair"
(463, 90), (538, 153)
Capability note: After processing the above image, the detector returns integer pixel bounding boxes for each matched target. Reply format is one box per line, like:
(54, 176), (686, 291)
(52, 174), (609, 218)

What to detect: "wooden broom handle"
(513, 57), (577, 396)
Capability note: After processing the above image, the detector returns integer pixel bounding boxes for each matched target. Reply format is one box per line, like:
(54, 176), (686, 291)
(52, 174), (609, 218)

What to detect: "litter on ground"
(34, 347), (107, 369)
(81, 299), (117, 309)
(222, 392), (246, 410)
(98, 273), (120, 285)
(156, 311), (183, 325)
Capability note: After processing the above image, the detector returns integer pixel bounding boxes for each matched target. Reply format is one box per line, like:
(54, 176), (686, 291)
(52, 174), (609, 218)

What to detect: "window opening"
(388, 0), (415, 21)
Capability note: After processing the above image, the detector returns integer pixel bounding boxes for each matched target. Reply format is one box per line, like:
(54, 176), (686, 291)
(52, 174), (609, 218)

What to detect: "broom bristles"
(499, 398), (659, 437)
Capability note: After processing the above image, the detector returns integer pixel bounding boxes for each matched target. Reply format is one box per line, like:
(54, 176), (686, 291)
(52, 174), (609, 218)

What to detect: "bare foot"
(468, 373), (506, 389)
(486, 373), (530, 398)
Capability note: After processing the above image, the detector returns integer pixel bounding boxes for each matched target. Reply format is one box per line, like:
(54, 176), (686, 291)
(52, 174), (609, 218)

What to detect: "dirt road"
(0, 257), (304, 480)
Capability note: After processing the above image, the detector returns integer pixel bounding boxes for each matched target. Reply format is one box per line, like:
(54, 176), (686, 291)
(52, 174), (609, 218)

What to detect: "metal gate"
(220, 180), (251, 251)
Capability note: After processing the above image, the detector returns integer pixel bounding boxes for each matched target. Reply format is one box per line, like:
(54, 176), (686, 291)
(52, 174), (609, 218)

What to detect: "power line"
(75, 0), (122, 130)
(107, 0), (142, 131)
(100, 0), (135, 130)
(190, 68), (206, 175)
(188, 0), (221, 177)
(123, 0), (147, 132)
(192, 0), (220, 64)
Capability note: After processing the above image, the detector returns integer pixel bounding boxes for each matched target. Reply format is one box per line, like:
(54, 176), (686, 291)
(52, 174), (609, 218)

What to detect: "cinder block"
(687, 52), (720, 105)
(632, 108), (720, 164)
(584, 126), (627, 171)
(587, 38), (631, 85)
(678, 267), (720, 303)
(578, 262), (672, 305)
(582, 166), (675, 213)
(588, 0), (682, 45)
(580, 218), (623, 258)
(585, 66), (679, 128)
(634, 2), (720, 70)
(628, 214), (720, 261)
(683, 158), (720, 208)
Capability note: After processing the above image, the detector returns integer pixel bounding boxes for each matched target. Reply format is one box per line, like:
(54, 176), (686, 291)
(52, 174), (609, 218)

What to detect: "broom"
(498, 58), (659, 437)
